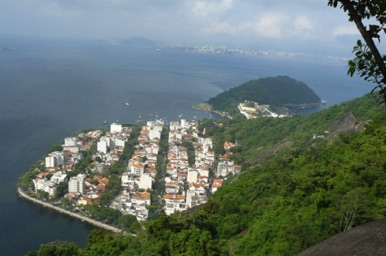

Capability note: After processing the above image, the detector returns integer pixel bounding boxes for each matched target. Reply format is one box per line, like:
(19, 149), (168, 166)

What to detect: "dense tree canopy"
(207, 76), (321, 114)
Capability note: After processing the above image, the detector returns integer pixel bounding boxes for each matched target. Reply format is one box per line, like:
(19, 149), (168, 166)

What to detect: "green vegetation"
(27, 240), (80, 256)
(207, 76), (321, 115)
(180, 140), (195, 167)
(202, 93), (382, 169)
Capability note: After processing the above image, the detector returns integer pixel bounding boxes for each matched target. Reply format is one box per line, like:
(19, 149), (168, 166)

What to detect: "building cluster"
(33, 124), (133, 207)
(111, 120), (164, 221)
(238, 100), (288, 119)
(164, 119), (220, 215)
(33, 130), (102, 198)
(31, 118), (243, 223)
(216, 141), (242, 178)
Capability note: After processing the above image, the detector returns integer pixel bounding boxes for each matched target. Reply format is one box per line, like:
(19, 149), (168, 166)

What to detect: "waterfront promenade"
(17, 187), (122, 234)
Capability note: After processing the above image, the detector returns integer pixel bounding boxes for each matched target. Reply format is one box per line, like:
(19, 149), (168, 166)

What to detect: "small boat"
(125, 102), (130, 106)
(103, 120), (108, 125)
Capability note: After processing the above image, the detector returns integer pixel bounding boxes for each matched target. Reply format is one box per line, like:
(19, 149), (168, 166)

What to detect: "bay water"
(0, 36), (368, 255)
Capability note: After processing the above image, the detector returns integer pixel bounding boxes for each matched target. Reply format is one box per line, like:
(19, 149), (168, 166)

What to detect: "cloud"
(333, 24), (359, 37)
(192, 0), (233, 18)
(0, 0), (365, 54)
(43, 2), (82, 17)
(252, 13), (286, 39)
(294, 16), (313, 31)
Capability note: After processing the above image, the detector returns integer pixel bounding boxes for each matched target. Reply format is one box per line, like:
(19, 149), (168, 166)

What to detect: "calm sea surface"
(0, 36), (369, 255)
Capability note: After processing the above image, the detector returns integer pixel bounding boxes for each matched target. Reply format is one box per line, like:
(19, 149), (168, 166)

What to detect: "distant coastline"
(17, 187), (123, 234)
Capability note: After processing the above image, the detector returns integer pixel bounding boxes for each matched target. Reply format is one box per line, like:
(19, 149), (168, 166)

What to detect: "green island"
(194, 76), (323, 119)
(22, 90), (386, 255)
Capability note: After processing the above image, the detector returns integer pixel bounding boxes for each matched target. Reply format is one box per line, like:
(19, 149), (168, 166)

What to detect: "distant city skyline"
(0, 0), (369, 56)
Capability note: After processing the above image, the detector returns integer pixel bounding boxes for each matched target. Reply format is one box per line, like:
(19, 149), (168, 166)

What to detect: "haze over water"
(0, 36), (368, 255)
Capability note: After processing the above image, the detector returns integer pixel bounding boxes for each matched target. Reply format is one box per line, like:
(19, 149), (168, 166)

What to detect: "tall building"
(68, 174), (85, 194)
(45, 151), (65, 168)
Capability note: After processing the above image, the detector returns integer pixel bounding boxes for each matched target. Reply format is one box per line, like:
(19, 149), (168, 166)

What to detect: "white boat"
(125, 102), (130, 106)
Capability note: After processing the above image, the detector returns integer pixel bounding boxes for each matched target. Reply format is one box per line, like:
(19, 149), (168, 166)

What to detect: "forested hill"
(207, 76), (322, 113)
(28, 94), (386, 256)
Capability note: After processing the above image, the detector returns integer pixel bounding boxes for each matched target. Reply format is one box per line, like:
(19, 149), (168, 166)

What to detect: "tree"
(32, 240), (80, 256)
(328, 0), (386, 102)
(55, 182), (68, 198)
(117, 214), (141, 232)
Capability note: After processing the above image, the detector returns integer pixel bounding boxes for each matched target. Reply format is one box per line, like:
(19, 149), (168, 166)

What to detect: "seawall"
(17, 187), (122, 234)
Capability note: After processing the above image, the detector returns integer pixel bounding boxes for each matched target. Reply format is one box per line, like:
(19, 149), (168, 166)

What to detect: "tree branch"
(340, 0), (386, 83)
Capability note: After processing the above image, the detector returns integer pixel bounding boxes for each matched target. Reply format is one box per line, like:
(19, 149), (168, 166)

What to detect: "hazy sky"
(0, 0), (362, 54)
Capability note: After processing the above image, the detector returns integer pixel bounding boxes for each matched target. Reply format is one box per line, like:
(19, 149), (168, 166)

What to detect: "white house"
(211, 179), (223, 193)
(132, 191), (151, 206)
(216, 160), (235, 177)
(163, 193), (187, 215)
(130, 163), (145, 176)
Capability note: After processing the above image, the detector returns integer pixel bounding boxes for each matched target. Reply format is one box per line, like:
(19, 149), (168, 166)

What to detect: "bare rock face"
(297, 219), (386, 256)
(326, 112), (370, 139)
(327, 112), (357, 136)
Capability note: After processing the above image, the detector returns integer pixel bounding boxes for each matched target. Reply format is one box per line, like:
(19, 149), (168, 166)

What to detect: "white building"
(97, 137), (111, 154)
(62, 137), (80, 153)
(149, 130), (161, 141)
(97, 140), (108, 154)
(110, 123), (122, 134)
(187, 169), (198, 183)
(33, 179), (57, 197)
(64, 137), (77, 146)
(163, 193), (187, 215)
(45, 151), (65, 168)
(130, 163), (145, 176)
(113, 136), (126, 148)
(68, 174), (85, 194)
(121, 172), (139, 190)
(216, 160), (235, 177)
(137, 173), (153, 190)
(50, 171), (67, 184)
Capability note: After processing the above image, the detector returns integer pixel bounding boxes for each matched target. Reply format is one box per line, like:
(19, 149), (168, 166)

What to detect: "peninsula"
(18, 76), (322, 234)
(17, 119), (239, 233)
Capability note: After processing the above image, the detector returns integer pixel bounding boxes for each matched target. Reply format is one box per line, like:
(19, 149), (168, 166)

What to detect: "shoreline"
(192, 103), (232, 119)
(17, 187), (123, 234)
